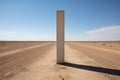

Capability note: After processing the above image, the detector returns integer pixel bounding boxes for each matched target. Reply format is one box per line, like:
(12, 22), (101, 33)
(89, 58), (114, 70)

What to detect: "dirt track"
(0, 42), (120, 80)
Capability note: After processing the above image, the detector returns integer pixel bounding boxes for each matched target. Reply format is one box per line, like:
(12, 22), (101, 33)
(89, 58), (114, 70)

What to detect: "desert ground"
(0, 41), (120, 80)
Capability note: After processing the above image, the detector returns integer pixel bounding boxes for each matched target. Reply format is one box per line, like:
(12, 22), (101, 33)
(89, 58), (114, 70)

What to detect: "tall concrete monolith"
(57, 10), (64, 64)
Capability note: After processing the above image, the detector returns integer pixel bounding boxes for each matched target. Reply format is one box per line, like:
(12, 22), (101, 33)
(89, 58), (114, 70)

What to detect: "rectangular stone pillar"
(57, 10), (64, 64)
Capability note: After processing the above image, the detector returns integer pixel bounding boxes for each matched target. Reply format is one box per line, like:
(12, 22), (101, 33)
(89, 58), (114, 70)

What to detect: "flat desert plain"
(0, 41), (120, 80)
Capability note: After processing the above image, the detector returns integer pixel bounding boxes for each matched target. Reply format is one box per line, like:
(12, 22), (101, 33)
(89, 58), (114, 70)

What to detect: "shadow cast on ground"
(59, 62), (120, 76)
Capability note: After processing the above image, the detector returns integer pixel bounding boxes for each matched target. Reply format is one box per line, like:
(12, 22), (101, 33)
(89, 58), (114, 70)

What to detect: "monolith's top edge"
(57, 10), (64, 12)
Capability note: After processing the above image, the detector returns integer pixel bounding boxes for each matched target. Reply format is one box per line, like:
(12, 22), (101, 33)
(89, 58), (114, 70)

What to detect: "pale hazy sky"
(0, 0), (120, 41)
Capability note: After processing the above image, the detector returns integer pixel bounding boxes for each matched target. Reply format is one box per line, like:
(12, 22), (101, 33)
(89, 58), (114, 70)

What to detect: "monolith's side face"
(57, 11), (64, 64)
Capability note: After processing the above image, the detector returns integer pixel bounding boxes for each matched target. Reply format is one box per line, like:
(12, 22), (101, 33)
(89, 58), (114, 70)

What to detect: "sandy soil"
(0, 41), (120, 80)
(0, 41), (49, 53)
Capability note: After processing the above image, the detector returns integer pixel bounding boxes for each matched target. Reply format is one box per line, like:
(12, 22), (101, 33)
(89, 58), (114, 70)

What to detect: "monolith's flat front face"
(57, 11), (64, 64)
